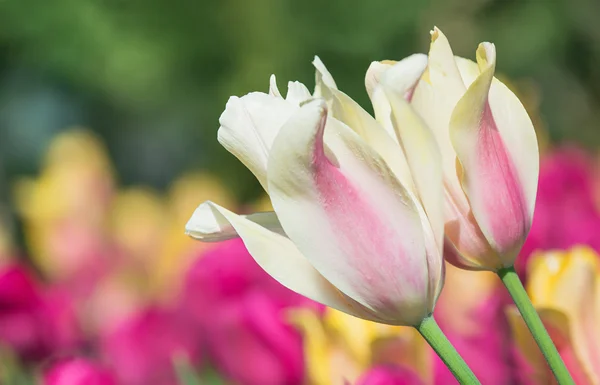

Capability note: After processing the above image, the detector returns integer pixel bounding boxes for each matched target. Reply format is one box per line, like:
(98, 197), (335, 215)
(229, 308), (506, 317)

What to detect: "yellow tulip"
(289, 308), (431, 385)
(509, 247), (600, 384)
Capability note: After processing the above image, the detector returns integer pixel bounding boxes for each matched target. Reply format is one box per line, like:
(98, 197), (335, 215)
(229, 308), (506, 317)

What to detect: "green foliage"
(0, 0), (599, 199)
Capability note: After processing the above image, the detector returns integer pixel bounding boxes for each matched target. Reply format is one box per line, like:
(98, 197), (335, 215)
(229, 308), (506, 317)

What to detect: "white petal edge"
(454, 55), (539, 220)
(267, 99), (437, 325)
(312, 57), (416, 192)
(185, 201), (387, 323)
(186, 204), (286, 241)
(217, 91), (298, 192)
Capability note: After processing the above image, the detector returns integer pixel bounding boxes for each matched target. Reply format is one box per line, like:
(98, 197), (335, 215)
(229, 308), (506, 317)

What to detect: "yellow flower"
(509, 247), (600, 384)
(13, 129), (115, 278)
(151, 172), (235, 298)
(290, 308), (431, 385)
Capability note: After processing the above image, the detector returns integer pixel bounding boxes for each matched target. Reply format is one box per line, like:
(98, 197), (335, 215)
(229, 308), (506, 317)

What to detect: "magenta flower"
(180, 239), (318, 385)
(0, 264), (79, 361)
(43, 358), (116, 385)
(100, 306), (200, 385)
(517, 146), (600, 277)
(434, 293), (516, 384)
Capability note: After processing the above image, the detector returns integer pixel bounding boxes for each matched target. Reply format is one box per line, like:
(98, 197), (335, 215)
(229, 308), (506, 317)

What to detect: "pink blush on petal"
(310, 122), (426, 318)
(474, 104), (529, 256)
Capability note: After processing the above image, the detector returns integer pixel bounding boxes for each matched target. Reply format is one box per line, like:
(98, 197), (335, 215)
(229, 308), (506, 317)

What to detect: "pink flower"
(43, 358), (116, 385)
(434, 266), (516, 384)
(355, 365), (425, 385)
(434, 295), (516, 384)
(180, 239), (318, 385)
(100, 306), (200, 385)
(517, 147), (600, 277)
(0, 264), (79, 361)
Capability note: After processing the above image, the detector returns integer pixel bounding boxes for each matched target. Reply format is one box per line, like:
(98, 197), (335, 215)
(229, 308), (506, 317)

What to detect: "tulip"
(368, 28), (539, 271)
(180, 239), (313, 385)
(290, 307), (430, 385)
(355, 365), (425, 385)
(13, 129), (115, 281)
(434, 265), (516, 385)
(367, 29), (573, 383)
(0, 264), (80, 361)
(517, 147), (600, 278)
(186, 57), (445, 327)
(508, 247), (600, 385)
(292, 266), (515, 385)
(43, 358), (116, 385)
(184, 47), (488, 383)
(99, 306), (200, 385)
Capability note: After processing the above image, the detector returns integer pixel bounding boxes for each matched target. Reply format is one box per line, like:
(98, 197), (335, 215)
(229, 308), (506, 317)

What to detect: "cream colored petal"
(269, 74), (282, 97)
(367, 54), (427, 101)
(410, 27), (466, 196)
(311, 57), (415, 191)
(217, 91), (298, 191)
(267, 99), (441, 325)
(450, 43), (530, 262)
(185, 201), (381, 322)
(313, 56), (338, 98)
(455, 56), (539, 220)
(185, 205), (285, 241)
(366, 54), (427, 143)
(286, 80), (312, 105)
(365, 61), (395, 100)
(383, 78), (444, 253)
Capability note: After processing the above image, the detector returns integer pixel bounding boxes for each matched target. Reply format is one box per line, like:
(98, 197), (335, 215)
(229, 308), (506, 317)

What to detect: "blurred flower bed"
(0, 127), (599, 385)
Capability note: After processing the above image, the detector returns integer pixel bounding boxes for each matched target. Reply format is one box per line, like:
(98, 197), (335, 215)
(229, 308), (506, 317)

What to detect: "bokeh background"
(1, 0), (600, 384)
(2, 0), (600, 203)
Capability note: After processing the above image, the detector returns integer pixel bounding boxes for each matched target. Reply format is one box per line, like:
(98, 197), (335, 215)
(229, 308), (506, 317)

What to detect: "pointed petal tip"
(269, 74), (282, 97)
(185, 201), (235, 242)
(476, 42), (497, 70)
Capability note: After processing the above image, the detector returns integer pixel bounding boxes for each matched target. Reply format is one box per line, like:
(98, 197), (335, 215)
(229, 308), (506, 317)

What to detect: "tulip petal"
(217, 91), (299, 191)
(365, 54), (427, 145)
(411, 28), (466, 195)
(365, 60), (395, 100)
(366, 54), (427, 102)
(450, 43), (530, 261)
(313, 56), (338, 98)
(285, 80), (312, 105)
(185, 201), (384, 322)
(454, 56), (539, 220)
(527, 248), (600, 380)
(507, 307), (593, 385)
(383, 84), (444, 252)
(267, 99), (439, 325)
(186, 204), (285, 241)
(269, 74), (282, 98)
(312, 57), (415, 193)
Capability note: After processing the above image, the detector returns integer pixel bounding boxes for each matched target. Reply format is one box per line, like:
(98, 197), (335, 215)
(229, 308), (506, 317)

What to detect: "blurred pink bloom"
(435, 291), (516, 384)
(100, 306), (200, 385)
(43, 358), (116, 385)
(0, 263), (79, 361)
(355, 365), (425, 385)
(518, 147), (600, 276)
(180, 239), (319, 385)
(433, 265), (516, 384)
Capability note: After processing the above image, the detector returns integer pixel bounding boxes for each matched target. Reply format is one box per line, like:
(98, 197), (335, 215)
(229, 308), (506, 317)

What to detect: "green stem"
(498, 266), (574, 385)
(416, 316), (481, 384)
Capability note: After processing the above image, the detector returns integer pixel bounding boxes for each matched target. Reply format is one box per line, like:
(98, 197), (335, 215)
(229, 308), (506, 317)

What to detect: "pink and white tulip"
(368, 28), (539, 271)
(186, 57), (445, 326)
